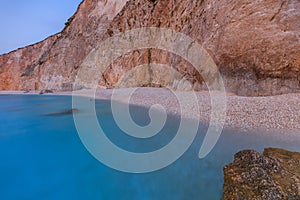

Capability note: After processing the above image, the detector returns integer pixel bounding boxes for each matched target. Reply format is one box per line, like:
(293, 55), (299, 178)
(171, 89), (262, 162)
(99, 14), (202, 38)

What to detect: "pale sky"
(0, 0), (82, 55)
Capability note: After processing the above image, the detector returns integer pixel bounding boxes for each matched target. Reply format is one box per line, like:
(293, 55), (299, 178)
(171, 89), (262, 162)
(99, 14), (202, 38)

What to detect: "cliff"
(223, 148), (300, 199)
(0, 0), (299, 96)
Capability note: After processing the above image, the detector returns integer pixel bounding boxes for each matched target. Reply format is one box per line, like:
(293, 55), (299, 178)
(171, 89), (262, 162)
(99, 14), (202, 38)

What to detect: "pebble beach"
(1, 88), (300, 132)
(95, 88), (300, 132)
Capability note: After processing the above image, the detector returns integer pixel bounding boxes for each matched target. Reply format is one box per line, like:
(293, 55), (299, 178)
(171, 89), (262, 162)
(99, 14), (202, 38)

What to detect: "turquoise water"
(0, 95), (299, 200)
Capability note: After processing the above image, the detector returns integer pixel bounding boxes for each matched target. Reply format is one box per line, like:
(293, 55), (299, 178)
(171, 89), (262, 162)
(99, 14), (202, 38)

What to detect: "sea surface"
(0, 94), (299, 200)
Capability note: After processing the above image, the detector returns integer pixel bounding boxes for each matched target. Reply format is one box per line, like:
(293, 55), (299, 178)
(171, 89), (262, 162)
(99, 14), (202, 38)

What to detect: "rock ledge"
(223, 148), (300, 200)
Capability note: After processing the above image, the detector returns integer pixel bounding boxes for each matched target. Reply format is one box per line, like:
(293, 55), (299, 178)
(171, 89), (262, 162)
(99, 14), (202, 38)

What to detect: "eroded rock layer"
(0, 0), (299, 96)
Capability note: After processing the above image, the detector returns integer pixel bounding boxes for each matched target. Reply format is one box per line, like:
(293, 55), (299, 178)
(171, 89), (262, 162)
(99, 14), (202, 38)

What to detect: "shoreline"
(1, 88), (300, 132)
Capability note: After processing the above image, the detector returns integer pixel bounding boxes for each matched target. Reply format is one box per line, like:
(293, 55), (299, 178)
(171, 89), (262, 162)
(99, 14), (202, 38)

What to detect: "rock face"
(222, 148), (300, 200)
(0, 0), (299, 96)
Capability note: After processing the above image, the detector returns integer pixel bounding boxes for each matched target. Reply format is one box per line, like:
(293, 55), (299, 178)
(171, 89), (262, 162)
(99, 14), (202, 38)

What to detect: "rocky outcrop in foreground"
(223, 148), (300, 200)
(0, 0), (300, 96)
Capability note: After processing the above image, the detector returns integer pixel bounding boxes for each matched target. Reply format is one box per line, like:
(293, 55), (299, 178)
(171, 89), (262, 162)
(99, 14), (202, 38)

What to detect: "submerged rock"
(44, 108), (79, 116)
(222, 148), (300, 200)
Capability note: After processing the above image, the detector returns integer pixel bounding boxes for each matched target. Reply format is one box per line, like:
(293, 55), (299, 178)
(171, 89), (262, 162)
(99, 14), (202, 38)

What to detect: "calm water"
(0, 95), (299, 200)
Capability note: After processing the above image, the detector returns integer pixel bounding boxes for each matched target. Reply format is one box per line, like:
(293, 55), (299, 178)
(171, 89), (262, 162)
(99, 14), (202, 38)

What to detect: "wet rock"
(222, 148), (300, 200)
(39, 89), (54, 94)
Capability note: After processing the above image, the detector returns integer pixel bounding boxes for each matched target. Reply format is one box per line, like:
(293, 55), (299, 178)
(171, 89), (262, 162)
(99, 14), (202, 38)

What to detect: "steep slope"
(0, 0), (299, 96)
(0, 0), (129, 91)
